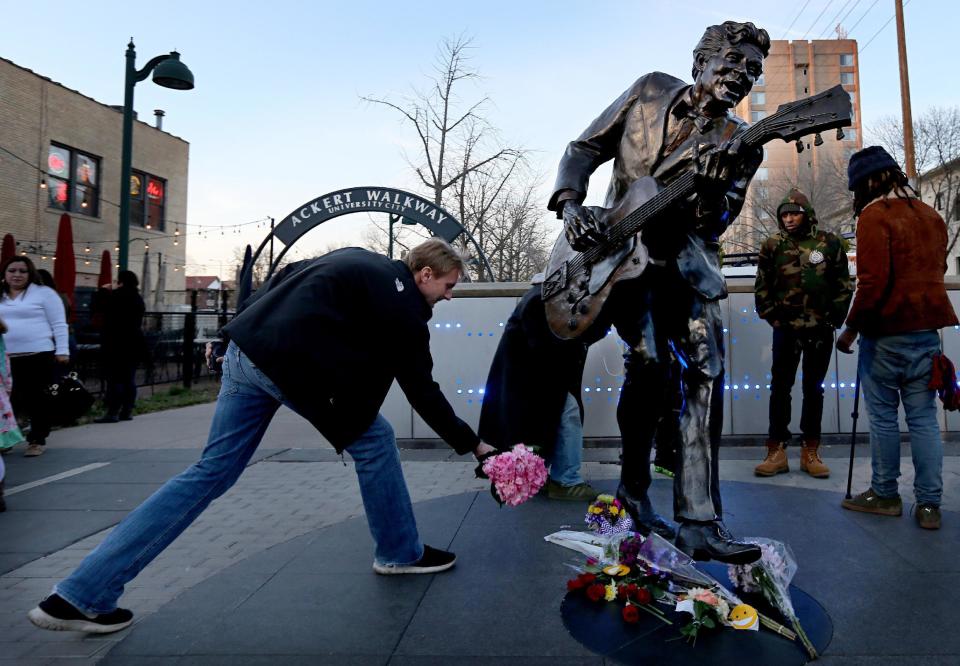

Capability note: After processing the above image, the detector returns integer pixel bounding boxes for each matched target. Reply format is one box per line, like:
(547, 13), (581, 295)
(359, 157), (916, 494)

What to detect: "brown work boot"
(800, 439), (830, 478)
(754, 440), (788, 476)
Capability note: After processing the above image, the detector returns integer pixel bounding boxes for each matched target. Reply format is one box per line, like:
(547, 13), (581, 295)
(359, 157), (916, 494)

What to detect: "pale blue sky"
(1, 0), (952, 274)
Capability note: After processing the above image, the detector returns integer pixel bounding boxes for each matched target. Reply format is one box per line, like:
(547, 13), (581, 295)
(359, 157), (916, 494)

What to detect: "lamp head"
(152, 51), (194, 90)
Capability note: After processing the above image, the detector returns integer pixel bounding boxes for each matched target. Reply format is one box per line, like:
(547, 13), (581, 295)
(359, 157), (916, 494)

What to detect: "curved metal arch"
(241, 186), (493, 293)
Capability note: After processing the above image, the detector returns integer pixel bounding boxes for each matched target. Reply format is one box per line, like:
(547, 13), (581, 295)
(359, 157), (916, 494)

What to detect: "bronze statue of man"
(548, 21), (770, 563)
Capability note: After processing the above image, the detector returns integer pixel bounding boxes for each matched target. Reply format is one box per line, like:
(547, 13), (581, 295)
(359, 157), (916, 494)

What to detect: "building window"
(751, 92), (765, 106)
(751, 110), (767, 123)
(840, 54), (854, 67)
(130, 171), (167, 231)
(46, 143), (100, 216)
(840, 72), (855, 85)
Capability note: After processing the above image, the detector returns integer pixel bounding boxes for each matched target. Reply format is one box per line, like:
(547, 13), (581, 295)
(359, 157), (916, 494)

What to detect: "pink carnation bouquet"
(480, 444), (548, 507)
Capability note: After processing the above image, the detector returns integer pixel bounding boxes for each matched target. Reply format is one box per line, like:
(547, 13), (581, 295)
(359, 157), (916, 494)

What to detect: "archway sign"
(242, 186), (493, 291)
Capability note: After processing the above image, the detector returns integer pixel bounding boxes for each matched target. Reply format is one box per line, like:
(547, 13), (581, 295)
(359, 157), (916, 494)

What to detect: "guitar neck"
(566, 84), (850, 276)
(600, 118), (774, 251)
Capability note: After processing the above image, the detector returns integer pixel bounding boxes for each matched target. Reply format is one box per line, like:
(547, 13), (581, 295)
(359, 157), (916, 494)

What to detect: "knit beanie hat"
(847, 146), (900, 191)
(776, 188), (817, 225)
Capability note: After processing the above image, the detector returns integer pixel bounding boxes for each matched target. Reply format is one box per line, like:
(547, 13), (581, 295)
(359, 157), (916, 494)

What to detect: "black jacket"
(223, 247), (479, 454)
(99, 286), (146, 360)
(478, 286), (589, 453)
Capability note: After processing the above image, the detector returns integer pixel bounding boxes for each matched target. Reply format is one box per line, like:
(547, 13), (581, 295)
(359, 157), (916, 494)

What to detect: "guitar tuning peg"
(836, 127), (845, 140)
(814, 133), (824, 147)
(795, 139), (804, 154)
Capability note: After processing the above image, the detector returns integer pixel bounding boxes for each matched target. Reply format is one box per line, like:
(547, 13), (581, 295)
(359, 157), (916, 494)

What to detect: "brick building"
(0, 56), (189, 299)
(724, 39), (863, 256)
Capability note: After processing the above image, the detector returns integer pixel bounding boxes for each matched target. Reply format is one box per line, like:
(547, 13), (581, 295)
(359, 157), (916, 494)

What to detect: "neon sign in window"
(47, 143), (99, 216)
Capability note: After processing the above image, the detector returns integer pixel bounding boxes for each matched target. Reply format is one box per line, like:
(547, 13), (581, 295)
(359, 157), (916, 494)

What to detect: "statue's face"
(697, 43), (764, 109)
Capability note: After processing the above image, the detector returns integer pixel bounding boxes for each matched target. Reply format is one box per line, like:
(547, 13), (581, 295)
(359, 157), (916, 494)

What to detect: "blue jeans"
(549, 393), (584, 486)
(858, 332), (943, 507)
(55, 341), (423, 614)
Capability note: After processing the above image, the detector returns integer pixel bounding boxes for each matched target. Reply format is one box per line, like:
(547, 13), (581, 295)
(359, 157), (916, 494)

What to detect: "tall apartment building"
(725, 39), (862, 257)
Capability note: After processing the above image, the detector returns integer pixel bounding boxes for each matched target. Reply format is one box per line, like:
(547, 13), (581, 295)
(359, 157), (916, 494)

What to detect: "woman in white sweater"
(0, 256), (69, 456)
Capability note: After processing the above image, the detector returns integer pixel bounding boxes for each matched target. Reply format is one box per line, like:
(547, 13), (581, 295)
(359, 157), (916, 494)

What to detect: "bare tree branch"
(361, 36), (548, 280)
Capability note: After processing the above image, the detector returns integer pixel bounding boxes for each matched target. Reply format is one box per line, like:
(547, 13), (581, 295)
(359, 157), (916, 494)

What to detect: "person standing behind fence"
(95, 271), (146, 423)
(754, 188), (852, 478)
(0, 256), (69, 457)
(837, 146), (958, 531)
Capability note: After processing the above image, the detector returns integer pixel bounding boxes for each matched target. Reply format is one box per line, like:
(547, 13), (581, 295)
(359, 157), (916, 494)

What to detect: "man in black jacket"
(94, 270), (146, 423)
(29, 239), (494, 634)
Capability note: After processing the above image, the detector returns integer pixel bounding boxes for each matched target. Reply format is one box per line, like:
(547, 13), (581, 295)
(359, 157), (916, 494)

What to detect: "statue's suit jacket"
(548, 71), (751, 301)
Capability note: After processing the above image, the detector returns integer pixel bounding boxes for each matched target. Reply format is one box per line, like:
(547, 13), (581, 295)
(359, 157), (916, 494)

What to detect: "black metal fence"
(71, 295), (235, 397)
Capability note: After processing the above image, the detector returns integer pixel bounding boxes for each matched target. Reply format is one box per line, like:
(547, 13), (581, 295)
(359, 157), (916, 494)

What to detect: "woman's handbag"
(928, 352), (960, 411)
(44, 372), (95, 424)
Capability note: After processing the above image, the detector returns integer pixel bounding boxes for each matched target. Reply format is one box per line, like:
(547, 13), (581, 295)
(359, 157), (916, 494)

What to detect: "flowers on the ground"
(728, 538), (817, 659)
(481, 444), (548, 507)
(556, 522), (806, 651)
(585, 495), (634, 535)
(674, 587), (732, 645)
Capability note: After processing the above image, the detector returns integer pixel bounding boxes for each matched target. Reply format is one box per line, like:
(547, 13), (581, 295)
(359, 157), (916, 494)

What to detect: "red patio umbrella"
(98, 250), (113, 288)
(53, 213), (77, 311)
(1, 234), (15, 263)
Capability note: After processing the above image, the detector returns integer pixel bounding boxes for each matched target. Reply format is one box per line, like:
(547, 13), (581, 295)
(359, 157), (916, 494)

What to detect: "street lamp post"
(118, 40), (194, 270)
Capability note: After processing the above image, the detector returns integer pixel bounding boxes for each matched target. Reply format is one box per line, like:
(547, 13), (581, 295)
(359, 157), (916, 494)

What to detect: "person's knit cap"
(847, 145), (900, 190)
(777, 188), (817, 224)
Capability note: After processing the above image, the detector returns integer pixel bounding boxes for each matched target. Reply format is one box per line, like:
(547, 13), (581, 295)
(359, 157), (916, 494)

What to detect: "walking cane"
(845, 370), (861, 500)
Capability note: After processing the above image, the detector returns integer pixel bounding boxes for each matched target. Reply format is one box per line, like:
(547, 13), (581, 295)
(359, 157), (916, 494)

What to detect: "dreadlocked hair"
(853, 167), (918, 217)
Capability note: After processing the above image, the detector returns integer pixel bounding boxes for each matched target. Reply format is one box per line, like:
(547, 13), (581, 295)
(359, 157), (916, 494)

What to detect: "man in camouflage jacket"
(754, 188), (852, 478)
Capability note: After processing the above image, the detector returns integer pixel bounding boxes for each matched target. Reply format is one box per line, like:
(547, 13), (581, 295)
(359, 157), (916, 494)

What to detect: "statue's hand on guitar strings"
(562, 200), (605, 251)
(692, 138), (760, 206)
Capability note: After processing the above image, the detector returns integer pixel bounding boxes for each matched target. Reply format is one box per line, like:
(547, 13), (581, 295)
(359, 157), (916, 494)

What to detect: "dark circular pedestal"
(561, 562), (832, 665)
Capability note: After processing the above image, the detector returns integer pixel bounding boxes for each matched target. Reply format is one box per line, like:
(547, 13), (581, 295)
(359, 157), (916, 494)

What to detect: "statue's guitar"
(541, 84), (853, 339)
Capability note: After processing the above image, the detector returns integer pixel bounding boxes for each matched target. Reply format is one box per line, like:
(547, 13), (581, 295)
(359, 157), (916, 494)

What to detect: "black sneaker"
(372, 545), (456, 575)
(28, 594), (133, 634)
